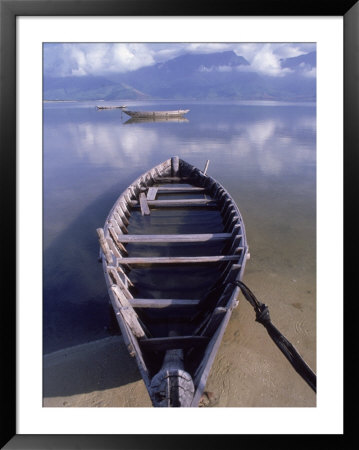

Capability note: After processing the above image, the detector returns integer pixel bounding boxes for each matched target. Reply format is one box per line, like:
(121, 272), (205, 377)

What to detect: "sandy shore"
(44, 275), (316, 408)
(43, 336), (152, 407)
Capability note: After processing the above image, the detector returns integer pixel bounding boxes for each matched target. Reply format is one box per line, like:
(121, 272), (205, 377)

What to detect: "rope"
(233, 280), (316, 393)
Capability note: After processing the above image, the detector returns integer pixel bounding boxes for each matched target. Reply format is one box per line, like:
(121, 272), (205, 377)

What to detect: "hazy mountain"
(44, 50), (316, 101)
(44, 75), (150, 100)
(151, 51), (250, 74)
(281, 51), (316, 70)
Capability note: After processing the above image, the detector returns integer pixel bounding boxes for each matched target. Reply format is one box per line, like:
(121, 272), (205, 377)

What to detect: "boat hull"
(96, 105), (127, 110)
(97, 157), (249, 407)
(123, 109), (190, 118)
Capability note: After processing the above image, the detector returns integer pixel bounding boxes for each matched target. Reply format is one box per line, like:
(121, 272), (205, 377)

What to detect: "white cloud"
(303, 67), (317, 78)
(251, 45), (284, 76)
(186, 43), (232, 53)
(44, 43), (156, 77)
(44, 42), (315, 78)
(233, 43), (307, 77)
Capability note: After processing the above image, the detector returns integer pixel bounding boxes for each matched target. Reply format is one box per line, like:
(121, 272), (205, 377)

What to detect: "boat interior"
(101, 158), (247, 379)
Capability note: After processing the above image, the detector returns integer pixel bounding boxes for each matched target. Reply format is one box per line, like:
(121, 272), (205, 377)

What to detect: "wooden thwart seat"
(116, 254), (242, 265)
(154, 177), (198, 183)
(139, 193), (150, 215)
(130, 298), (200, 308)
(146, 187), (158, 201)
(140, 335), (210, 352)
(132, 198), (217, 208)
(114, 233), (233, 243)
(156, 187), (205, 193)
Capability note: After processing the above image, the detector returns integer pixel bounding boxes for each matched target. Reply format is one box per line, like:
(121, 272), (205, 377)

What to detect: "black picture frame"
(1, 1), (357, 448)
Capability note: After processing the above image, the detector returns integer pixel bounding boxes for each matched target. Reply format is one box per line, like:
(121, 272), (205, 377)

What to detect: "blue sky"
(44, 42), (316, 78)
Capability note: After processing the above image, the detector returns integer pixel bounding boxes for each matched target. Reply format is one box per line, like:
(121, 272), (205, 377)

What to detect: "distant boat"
(124, 117), (189, 124)
(96, 105), (127, 110)
(123, 109), (190, 119)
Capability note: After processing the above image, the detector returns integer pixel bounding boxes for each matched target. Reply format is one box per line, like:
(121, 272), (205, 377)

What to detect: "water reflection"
(44, 103), (315, 178)
(43, 101), (316, 353)
(124, 117), (189, 124)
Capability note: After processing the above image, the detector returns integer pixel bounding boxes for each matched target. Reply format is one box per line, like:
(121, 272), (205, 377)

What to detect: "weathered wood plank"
(211, 182), (221, 198)
(203, 159), (210, 175)
(109, 218), (122, 237)
(104, 265), (135, 357)
(96, 228), (113, 264)
(110, 285), (146, 338)
(223, 204), (235, 220)
(146, 187), (158, 201)
(223, 210), (237, 229)
(129, 184), (140, 197)
(130, 298), (200, 308)
(116, 254), (243, 265)
(154, 177), (198, 183)
(201, 307), (227, 337)
(114, 233), (232, 243)
(110, 284), (132, 308)
(157, 187), (205, 193)
(219, 197), (232, 214)
(118, 200), (130, 218)
(226, 235), (243, 256)
(111, 265), (134, 287)
(139, 192), (150, 215)
(216, 284), (237, 308)
(223, 264), (242, 285)
(108, 267), (133, 299)
(140, 335), (209, 352)
(171, 156), (179, 176)
(113, 206), (130, 227)
(191, 306), (234, 406)
(206, 178), (216, 191)
(106, 237), (121, 259)
(227, 218), (241, 233)
(132, 198), (216, 208)
(108, 227), (128, 254)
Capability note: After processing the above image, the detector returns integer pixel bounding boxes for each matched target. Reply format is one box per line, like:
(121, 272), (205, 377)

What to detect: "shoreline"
(43, 336), (152, 407)
(44, 286), (316, 408)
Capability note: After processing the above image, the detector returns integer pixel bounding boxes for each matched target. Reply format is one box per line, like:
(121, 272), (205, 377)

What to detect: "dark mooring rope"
(233, 280), (317, 393)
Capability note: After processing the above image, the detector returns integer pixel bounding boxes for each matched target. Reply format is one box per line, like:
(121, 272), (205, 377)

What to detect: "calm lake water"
(43, 100), (316, 354)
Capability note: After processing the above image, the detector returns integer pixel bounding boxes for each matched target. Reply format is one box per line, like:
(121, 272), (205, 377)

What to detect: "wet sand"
(43, 336), (152, 407)
(44, 270), (316, 408)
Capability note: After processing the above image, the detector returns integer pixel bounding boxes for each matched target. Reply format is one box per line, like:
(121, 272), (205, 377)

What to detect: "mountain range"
(44, 50), (316, 101)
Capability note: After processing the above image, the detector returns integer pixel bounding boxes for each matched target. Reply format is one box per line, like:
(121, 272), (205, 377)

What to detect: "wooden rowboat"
(96, 156), (249, 407)
(123, 109), (189, 118)
(124, 116), (189, 124)
(96, 105), (127, 110)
